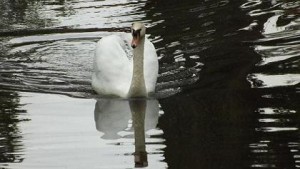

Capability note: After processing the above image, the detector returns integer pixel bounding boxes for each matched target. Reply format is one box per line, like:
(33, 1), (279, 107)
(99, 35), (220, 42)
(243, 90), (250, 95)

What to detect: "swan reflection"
(94, 98), (159, 167)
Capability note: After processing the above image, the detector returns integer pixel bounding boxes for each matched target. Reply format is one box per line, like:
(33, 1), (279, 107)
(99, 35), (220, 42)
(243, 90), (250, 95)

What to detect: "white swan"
(92, 22), (158, 98)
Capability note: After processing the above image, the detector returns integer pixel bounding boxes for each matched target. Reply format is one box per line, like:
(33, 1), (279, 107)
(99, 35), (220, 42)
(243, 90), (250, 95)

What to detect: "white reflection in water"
(254, 44), (300, 66)
(248, 73), (300, 88)
(8, 32), (110, 46)
(255, 107), (298, 132)
(258, 118), (289, 123)
(240, 0), (262, 9)
(251, 164), (276, 168)
(94, 98), (163, 168)
(256, 127), (298, 132)
(249, 104), (300, 168)
(245, 0), (300, 92)
(263, 15), (284, 35)
(5, 93), (167, 169)
(94, 99), (159, 139)
(257, 107), (296, 115)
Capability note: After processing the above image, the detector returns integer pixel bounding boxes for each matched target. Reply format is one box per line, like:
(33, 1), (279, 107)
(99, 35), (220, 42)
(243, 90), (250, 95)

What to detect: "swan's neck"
(128, 37), (147, 98)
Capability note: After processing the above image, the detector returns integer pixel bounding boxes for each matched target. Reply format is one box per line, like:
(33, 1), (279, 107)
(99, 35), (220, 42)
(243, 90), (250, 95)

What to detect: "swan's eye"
(132, 29), (141, 37)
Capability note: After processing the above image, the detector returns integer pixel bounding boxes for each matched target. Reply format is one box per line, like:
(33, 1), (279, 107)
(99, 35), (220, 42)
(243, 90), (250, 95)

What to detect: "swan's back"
(92, 33), (158, 97)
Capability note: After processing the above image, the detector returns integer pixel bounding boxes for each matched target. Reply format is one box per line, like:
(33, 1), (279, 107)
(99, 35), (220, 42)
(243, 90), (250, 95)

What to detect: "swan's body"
(92, 23), (158, 98)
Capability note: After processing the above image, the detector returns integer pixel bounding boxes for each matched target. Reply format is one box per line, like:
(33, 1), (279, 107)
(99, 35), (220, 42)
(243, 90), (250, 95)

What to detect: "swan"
(92, 22), (159, 98)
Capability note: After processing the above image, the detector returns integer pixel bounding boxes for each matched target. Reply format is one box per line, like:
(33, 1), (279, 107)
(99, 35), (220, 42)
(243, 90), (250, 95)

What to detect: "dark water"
(0, 0), (299, 168)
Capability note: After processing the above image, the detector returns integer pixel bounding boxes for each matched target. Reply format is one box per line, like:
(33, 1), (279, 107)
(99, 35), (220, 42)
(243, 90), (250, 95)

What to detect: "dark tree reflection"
(0, 0), (58, 31)
(0, 91), (26, 165)
(158, 87), (300, 169)
(159, 90), (256, 169)
(143, 0), (261, 89)
(142, 0), (300, 168)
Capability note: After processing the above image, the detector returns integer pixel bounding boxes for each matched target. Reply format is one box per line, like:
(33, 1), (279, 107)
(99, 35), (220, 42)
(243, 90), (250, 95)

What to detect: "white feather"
(92, 33), (158, 97)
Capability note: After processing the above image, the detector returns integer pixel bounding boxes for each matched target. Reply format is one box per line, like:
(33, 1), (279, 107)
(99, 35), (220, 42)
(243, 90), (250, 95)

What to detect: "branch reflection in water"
(94, 98), (160, 168)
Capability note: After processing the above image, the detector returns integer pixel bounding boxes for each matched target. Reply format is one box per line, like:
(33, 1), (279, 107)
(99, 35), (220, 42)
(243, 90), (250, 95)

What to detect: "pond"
(0, 0), (299, 168)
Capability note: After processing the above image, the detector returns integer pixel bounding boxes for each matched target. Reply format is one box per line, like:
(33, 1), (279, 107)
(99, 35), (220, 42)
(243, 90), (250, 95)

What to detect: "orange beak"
(131, 36), (140, 49)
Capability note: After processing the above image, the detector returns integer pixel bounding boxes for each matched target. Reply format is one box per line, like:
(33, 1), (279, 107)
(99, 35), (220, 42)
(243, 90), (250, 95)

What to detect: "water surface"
(0, 0), (299, 168)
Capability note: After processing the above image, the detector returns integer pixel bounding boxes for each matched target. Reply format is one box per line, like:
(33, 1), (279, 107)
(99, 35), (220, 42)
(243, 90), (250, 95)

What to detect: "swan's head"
(131, 22), (146, 49)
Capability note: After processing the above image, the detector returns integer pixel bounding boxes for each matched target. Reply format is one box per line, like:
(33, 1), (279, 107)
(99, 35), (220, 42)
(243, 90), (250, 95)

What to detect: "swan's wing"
(92, 35), (133, 97)
(144, 38), (159, 94)
(119, 33), (133, 60)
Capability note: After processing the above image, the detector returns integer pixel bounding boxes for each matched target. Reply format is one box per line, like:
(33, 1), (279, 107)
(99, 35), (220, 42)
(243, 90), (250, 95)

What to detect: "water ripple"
(0, 0), (203, 98)
(242, 1), (300, 168)
(243, 0), (300, 90)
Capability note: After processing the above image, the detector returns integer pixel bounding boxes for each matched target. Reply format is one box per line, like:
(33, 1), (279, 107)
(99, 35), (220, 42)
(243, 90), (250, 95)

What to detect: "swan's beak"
(131, 36), (140, 49)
